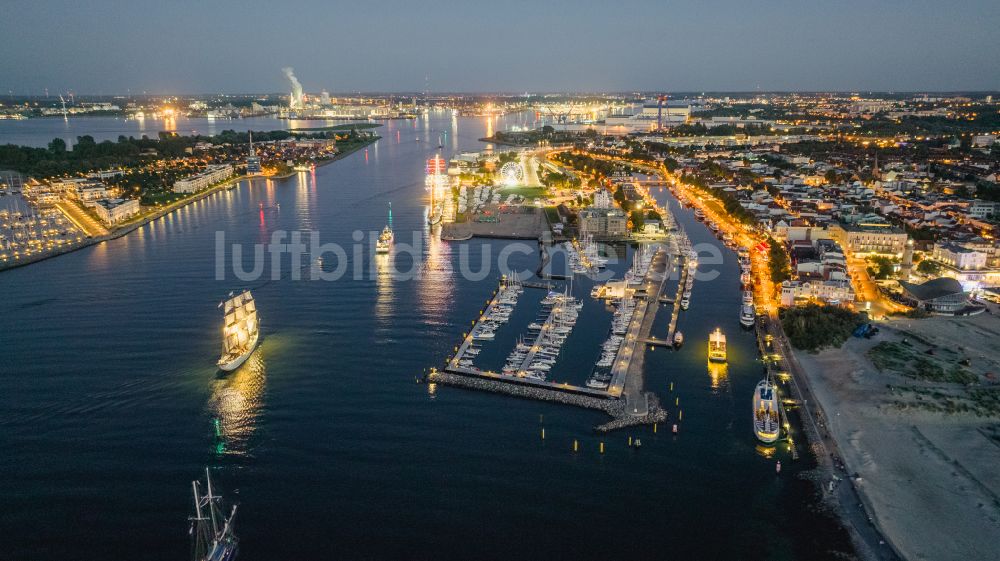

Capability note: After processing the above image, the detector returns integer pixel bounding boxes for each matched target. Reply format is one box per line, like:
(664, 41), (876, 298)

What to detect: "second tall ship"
(189, 468), (238, 561)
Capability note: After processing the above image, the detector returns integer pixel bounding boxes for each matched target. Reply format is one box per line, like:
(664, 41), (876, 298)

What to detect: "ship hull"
(217, 330), (259, 372)
(754, 426), (780, 444)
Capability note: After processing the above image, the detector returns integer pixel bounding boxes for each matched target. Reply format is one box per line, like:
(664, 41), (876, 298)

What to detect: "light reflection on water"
(209, 348), (266, 457)
(374, 252), (394, 327)
(418, 225), (453, 321)
(707, 360), (729, 392)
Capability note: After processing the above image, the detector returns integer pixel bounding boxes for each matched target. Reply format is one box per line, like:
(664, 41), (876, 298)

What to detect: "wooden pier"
(511, 302), (565, 373)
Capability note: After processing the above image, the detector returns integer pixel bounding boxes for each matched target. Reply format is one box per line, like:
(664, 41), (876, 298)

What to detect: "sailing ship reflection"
(210, 349), (266, 457)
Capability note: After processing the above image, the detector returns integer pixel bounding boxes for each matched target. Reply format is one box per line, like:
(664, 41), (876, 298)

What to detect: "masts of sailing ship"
(189, 468), (238, 561)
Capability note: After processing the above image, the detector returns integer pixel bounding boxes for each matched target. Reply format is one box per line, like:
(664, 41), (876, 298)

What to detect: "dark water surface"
(0, 113), (852, 560)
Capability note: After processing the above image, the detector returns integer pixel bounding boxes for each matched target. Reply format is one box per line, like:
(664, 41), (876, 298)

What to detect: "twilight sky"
(2, 0), (998, 94)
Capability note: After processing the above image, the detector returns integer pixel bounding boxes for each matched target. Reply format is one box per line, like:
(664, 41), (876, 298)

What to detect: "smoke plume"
(282, 67), (303, 107)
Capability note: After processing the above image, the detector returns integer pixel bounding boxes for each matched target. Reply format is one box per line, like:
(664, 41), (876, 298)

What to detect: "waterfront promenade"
(0, 137), (377, 273)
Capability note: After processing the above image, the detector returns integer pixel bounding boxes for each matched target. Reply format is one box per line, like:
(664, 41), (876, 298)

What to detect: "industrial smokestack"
(282, 67), (303, 109)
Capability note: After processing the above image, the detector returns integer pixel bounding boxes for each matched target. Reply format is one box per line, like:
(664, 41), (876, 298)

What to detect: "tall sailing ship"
(753, 377), (781, 443)
(708, 327), (727, 363)
(189, 468), (238, 561)
(218, 290), (259, 372)
(376, 202), (394, 254)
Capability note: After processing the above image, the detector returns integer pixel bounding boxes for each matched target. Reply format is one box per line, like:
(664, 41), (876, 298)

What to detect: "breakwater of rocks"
(426, 371), (665, 432)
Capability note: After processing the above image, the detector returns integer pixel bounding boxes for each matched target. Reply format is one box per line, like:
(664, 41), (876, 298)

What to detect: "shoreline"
(0, 138), (377, 274)
(599, 150), (887, 560)
(611, 153), (896, 561)
(768, 315), (902, 561)
(789, 315), (1000, 561)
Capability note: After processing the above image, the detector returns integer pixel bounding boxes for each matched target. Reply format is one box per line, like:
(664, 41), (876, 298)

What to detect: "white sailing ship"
(217, 290), (259, 372)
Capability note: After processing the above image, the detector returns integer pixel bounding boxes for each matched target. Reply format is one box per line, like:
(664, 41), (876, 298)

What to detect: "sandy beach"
(794, 312), (1000, 561)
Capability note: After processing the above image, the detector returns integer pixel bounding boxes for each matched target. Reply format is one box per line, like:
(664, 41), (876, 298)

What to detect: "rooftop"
(899, 277), (965, 301)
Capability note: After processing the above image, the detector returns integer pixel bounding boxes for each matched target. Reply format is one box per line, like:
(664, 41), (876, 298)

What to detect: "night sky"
(2, 0), (998, 94)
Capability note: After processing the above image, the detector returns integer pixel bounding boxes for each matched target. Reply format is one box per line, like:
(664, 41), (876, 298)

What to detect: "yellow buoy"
(541, 428), (545, 440)
(679, 410), (683, 421)
(628, 436), (633, 446)
(670, 382), (673, 391)
(675, 397), (679, 406)
(600, 442), (605, 454)
(573, 439), (579, 452)
(653, 423), (658, 433)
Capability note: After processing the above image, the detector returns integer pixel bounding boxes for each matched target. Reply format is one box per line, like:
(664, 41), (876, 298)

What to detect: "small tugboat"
(673, 330), (684, 347)
(708, 327), (727, 363)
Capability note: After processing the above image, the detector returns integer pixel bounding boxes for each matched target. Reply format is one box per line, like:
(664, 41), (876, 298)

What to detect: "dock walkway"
(608, 245), (672, 415)
(664, 258), (688, 343)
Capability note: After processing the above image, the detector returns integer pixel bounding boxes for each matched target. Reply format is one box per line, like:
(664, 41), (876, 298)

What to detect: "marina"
(1, 112), (834, 561)
(439, 240), (676, 423)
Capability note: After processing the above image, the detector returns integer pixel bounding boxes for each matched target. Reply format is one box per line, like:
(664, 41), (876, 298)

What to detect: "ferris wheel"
(499, 161), (524, 187)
